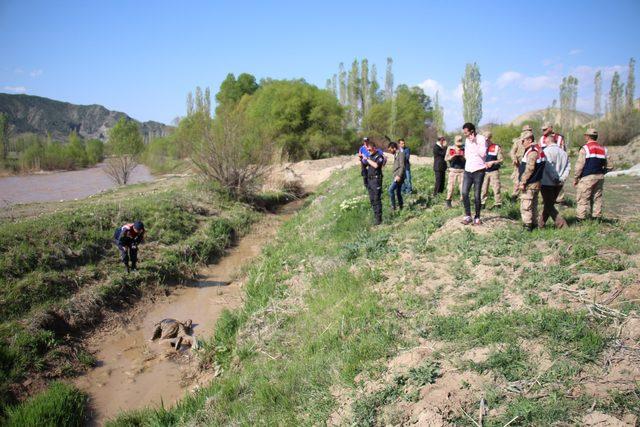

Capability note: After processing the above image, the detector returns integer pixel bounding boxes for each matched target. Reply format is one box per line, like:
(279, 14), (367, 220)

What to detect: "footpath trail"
(74, 156), (357, 424)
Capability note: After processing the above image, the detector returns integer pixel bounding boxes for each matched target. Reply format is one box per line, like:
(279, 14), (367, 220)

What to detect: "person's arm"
(365, 157), (379, 168)
(397, 151), (405, 180)
(496, 146), (504, 165)
(605, 149), (614, 172)
(573, 148), (586, 185)
(444, 148), (452, 162)
(558, 151), (571, 183)
(519, 151), (537, 187)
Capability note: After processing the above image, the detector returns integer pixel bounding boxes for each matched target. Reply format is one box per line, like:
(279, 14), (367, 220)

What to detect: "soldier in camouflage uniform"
(509, 125), (531, 200)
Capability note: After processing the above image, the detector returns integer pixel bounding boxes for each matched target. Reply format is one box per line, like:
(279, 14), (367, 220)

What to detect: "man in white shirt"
(461, 122), (488, 225)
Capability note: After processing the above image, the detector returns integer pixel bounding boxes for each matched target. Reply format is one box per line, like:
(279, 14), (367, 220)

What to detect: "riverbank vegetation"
(109, 166), (640, 426)
(0, 177), (289, 423)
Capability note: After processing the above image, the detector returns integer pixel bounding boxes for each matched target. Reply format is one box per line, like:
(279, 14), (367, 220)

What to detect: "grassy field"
(108, 166), (640, 426)
(0, 177), (281, 423)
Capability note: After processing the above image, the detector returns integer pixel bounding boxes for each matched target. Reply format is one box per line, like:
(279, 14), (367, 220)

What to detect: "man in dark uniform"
(363, 143), (385, 225)
(433, 135), (448, 195)
(114, 220), (145, 272)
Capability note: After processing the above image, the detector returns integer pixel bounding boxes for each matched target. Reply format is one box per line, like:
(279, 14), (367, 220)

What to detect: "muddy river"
(75, 200), (303, 425)
(0, 163), (154, 207)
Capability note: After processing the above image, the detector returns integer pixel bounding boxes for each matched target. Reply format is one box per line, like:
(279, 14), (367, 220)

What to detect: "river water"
(0, 163), (154, 207)
(75, 200), (303, 425)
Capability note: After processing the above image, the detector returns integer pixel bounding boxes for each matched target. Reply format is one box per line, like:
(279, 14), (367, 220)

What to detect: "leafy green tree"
(385, 57), (394, 101)
(0, 112), (8, 161)
(369, 64), (380, 106)
(559, 75), (578, 130)
(432, 91), (445, 134)
(67, 131), (88, 168)
(348, 60), (360, 128)
(215, 73), (259, 114)
(244, 79), (348, 160)
(363, 85), (431, 149)
(594, 71), (602, 118)
(462, 62), (482, 124)
(338, 62), (347, 106)
(626, 57), (635, 111)
(360, 58), (370, 116)
(105, 118), (144, 184)
(609, 71), (624, 118)
(86, 139), (104, 164)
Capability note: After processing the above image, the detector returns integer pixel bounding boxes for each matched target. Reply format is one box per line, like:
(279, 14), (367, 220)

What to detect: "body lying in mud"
(150, 318), (198, 350)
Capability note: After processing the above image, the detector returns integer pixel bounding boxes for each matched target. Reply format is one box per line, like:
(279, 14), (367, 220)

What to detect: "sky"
(1, 0), (639, 130)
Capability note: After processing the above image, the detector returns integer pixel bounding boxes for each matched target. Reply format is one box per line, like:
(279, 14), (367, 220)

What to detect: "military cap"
(521, 130), (534, 141)
(584, 128), (598, 136)
(541, 123), (553, 130)
(521, 125), (533, 132)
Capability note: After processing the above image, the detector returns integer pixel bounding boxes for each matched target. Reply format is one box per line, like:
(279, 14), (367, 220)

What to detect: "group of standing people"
(360, 121), (614, 230)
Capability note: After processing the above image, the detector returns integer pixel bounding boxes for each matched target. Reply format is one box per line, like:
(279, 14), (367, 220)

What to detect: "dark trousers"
(388, 179), (404, 209)
(361, 166), (368, 188)
(367, 178), (383, 224)
(541, 185), (562, 224)
(115, 241), (138, 268)
(462, 170), (486, 218)
(434, 169), (446, 195)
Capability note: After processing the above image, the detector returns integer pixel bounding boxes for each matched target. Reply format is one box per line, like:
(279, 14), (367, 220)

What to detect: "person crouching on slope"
(114, 221), (145, 272)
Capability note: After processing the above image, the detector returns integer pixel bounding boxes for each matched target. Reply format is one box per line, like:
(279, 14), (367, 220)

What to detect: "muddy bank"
(75, 200), (303, 425)
(0, 163), (154, 207)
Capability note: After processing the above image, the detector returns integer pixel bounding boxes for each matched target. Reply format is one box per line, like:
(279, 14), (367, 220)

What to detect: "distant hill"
(509, 107), (595, 128)
(0, 93), (171, 142)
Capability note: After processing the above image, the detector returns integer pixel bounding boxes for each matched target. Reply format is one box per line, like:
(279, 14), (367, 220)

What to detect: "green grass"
(2, 382), (87, 427)
(0, 178), (265, 420)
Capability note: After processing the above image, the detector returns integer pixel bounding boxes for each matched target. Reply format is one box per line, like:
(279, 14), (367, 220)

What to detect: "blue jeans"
(401, 169), (412, 193)
(462, 170), (486, 218)
(389, 179), (404, 209)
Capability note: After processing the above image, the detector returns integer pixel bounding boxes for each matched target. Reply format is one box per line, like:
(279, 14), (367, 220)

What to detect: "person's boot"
(124, 261), (130, 273)
(555, 216), (568, 229)
(481, 203), (486, 210)
(131, 262), (137, 272)
(445, 200), (452, 208)
(523, 223), (533, 232)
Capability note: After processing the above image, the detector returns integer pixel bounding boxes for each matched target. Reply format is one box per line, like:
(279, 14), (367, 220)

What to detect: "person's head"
(521, 131), (535, 148)
(398, 138), (406, 148)
(388, 141), (398, 154)
(367, 142), (377, 155)
(462, 122), (476, 138)
(437, 135), (446, 145)
(454, 135), (463, 147)
(584, 128), (598, 142)
(541, 123), (553, 136)
(544, 135), (557, 146)
(483, 130), (493, 141)
(521, 124), (533, 132)
(363, 137), (371, 147)
(133, 221), (145, 233)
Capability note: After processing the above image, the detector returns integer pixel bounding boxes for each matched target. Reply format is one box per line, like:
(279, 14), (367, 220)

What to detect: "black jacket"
(433, 143), (447, 171)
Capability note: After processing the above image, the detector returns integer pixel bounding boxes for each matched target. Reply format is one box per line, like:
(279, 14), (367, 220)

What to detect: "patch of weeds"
(458, 279), (504, 311)
(597, 387), (640, 419)
(475, 344), (531, 382)
(487, 391), (588, 426)
(408, 360), (441, 386)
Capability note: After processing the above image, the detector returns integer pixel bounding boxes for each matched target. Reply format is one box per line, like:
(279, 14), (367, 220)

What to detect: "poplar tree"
(0, 112), (8, 161)
(331, 74), (338, 97)
(609, 71), (624, 117)
(389, 94), (397, 138)
(559, 76), (578, 130)
(432, 91), (445, 134)
(360, 58), (370, 117)
(369, 64), (379, 106)
(204, 87), (211, 117)
(462, 62), (483, 124)
(326, 78), (332, 92)
(348, 59), (360, 128)
(186, 92), (194, 116)
(338, 63), (347, 106)
(626, 57), (635, 111)
(594, 70), (602, 118)
(195, 86), (204, 113)
(384, 57), (394, 101)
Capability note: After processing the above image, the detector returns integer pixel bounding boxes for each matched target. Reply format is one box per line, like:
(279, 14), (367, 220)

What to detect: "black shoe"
(523, 224), (533, 232)
(493, 204), (502, 209)
(481, 204), (486, 210)
(445, 200), (452, 208)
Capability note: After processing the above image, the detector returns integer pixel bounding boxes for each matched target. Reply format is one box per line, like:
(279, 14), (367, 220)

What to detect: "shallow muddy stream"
(75, 201), (303, 425)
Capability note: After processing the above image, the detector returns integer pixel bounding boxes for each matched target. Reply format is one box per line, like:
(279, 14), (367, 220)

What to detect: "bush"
(598, 110), (640, 146)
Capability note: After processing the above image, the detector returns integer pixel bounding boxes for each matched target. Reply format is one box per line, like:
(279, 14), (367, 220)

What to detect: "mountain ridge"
(0, 93), (171, 142)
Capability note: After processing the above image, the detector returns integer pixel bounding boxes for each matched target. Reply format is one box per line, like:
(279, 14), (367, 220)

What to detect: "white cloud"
(29, 69), (43, 77)
(496, 71), (523, 89)
(417, 78), (445, 98)
(521, 75), (559, 91)
(569, 49), (582, 56)
(3, 86), (27, 93)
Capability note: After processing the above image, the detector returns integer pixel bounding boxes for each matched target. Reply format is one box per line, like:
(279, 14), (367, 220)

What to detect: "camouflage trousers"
(446, 168), (464, 201)
(520, 186), (540, 226)
(481, 170), (502, 205)
(576, 175), (604, 219)
(511, 168), (520, 196)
